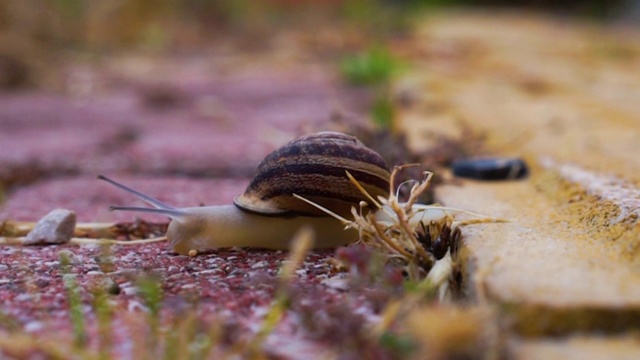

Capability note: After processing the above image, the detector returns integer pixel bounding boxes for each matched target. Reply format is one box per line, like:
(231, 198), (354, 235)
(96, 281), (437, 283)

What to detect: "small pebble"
(452, 157), (528, 180)
(181, 283), (197, 290)
(24, 209), (76, 245)
(106, 282), (121, 295)
(24, 321), (44, 333)
(62, 273), (77, 282)
(320, 277), (351, 291)
(166, 273), (185, 281)
(228, 269), (245, 276)
(15, 293), (33, 302)
(84, 264), (101, 272)
(97, 277), (120, 295)
(198, 269), (225, 276)
(121, 286), (138, 296)
(114, 268), (139, 276)
(295, 269), (307, 276)
(251, 261), (268, 269)
(34, 277), (51, 288)
(127, 300), (146, 312)
(1, 247), (19, 255)
(58, 249), (82, 266)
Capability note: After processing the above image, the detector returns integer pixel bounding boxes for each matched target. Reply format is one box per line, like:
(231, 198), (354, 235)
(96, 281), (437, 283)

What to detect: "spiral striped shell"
(234, 132), (391, 217)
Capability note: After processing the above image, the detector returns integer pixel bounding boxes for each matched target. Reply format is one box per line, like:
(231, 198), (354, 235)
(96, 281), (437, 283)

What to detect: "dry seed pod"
(99, 132), (390, 255)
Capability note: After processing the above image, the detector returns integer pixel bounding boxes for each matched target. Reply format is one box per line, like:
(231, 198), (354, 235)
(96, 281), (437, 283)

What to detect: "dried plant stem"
(346, 171), (382, 209)
(372, 300), (402, 337)
(0, 236), (167, 246)
(391, 203), (432, 264)
(0, 334), (92, 360)
(70, 237), (167, 245)
(250, 227), (315, 353)
(370, 215), (414, 259)
(2, 221), (118, 236)
(404, 171), (433, 212)
(0, 237), (23, 245)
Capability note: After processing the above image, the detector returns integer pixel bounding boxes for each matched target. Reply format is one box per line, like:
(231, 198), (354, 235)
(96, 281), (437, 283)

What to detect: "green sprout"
(340, 46), (402, 129)
(59, 251), (87, 348)
(340, 46), (399, 86)
(136, 275), (164, 355)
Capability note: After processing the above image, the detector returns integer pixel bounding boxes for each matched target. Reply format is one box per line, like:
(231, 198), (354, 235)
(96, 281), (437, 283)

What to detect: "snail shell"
(234, 131), (391, 217)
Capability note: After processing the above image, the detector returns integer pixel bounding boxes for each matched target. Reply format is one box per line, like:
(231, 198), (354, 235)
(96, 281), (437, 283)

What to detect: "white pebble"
(15, 293), (33, 302)
(320, 277), (351, 291)
(181, 283), (197, 290)
(58, 249), (82, 265)
(127, 300), (147, 312)
(198, 269), (221, 275)
(251, 261), (269, 269)
(24, 321), (44, 333)
(295, 269), (307, 276)
(62, 273), (77, 282)
(24, 209), (76, 245)
(121, 286), (138, 296)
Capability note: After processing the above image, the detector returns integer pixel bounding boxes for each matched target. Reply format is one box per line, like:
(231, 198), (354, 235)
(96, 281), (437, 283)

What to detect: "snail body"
(164, 205), (355, 255)
(99, 132), (391, 255)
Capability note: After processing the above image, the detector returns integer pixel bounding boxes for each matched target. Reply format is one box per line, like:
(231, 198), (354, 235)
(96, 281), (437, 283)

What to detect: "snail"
(99, 132), (391, 255)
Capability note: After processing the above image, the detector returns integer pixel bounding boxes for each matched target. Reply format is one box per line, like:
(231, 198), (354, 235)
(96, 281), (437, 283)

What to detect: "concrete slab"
(397, 12), (640, 181)
(397, 11), (640, 344)
(507, 335), (640, 360)
(438, 178), (640, 308)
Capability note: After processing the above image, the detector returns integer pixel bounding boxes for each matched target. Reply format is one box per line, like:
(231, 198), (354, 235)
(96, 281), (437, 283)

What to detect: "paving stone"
(397, 12), (640, 353)
(508, 335), (640, 360)
(0, 93), (137, 185)
(399, 12), (640, 182)
(0, 64), (370, 185)
(437, 179), (640, 305)
(0, 62), (372, 223)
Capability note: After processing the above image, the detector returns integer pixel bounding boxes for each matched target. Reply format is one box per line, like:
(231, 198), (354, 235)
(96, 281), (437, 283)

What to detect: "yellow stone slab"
(397, 11), (640, 339)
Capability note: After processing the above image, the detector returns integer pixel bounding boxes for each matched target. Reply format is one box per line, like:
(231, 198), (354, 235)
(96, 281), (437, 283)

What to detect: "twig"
(369, 215), (414, 259)
(0, 236), (167, 246)
(70, 237), (167, 245)
(1, 221), (117, 237)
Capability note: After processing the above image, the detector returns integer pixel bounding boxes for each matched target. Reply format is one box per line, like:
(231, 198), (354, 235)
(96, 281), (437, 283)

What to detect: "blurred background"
(1, 0), (638, 91)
